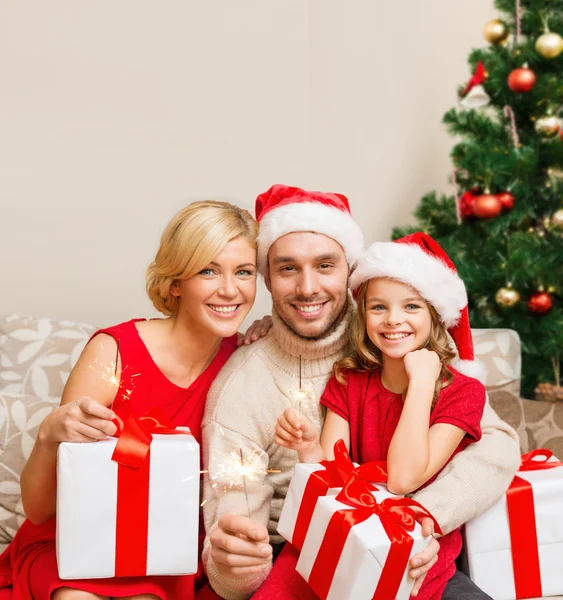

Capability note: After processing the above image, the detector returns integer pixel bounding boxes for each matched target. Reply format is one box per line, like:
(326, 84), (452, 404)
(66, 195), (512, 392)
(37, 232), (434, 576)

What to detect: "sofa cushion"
(472, 328), (522, 397)
(0, 315), (96, 403)
(488, 389), (563, 460)
(0, 392), (56, 547)
(520, 396), (563, 459)
(488, 390), (529, 454)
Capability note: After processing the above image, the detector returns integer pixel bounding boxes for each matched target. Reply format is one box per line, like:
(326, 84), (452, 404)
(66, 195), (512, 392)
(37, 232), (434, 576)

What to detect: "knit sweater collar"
(271, 295), (353, 364)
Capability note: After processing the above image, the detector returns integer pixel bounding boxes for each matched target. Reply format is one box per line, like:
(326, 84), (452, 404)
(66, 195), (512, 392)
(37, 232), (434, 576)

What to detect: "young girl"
(275, 232), (487, 600)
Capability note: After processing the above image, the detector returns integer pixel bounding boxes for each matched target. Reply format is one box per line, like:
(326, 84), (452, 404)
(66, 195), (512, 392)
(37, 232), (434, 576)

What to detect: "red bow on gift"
(507, 448), (563, 599)
(111, 408), (186, 468)
(292, 440), (388, 551)
(308, 474), (442, 600)
(519, 448), (563, 472)
(110, 409), (190, 576)
(460, 61), (487, 97)
(321, 439), (388, 487)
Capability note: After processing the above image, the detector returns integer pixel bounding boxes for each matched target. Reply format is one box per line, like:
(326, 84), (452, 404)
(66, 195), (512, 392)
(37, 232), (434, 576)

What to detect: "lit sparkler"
(202, 445), (281, 510)
(288, 355), (315, 419)
(240, 448), (250, 517)
(88, 340), (139, 402)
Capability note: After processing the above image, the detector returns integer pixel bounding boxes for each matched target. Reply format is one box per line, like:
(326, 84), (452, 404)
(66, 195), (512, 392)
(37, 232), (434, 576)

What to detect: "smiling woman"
(1, 201), (258, 600)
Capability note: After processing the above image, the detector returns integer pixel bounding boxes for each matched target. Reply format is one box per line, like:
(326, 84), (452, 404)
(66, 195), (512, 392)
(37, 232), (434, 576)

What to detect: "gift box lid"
(465, 458), (563, 554)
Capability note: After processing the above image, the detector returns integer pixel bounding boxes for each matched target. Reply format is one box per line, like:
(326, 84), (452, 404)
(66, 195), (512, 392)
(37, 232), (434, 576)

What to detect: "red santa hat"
(349, 232), (484, 381)
(255, 184), (363, 275)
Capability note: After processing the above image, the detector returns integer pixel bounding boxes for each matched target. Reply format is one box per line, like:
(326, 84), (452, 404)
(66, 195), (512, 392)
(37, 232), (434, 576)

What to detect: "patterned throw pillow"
(0, 392), (56, 549)
(0, 315), (96, 404)
(520, 397), (563, 460)
(488, 390), (563, 459)
(472, 328), (522, 397)
(488, 390), (529, 454)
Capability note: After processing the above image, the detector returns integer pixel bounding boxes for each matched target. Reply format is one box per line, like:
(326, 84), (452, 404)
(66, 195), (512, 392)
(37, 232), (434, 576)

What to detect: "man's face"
(265, 232), (349, 339)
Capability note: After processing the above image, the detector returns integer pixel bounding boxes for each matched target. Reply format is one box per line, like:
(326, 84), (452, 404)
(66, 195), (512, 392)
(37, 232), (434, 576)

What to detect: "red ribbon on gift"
(292, 440), (388, 551)
(307, 474), (442, 600)
(519, 449), (563, 472)
(507, 449), (563, 599)
(111, 409), (188, 576)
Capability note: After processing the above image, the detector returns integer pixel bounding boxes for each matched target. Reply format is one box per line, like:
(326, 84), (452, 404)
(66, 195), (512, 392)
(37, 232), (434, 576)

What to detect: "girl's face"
(171, 236), (257, 339)
(365, 278), (432, 361)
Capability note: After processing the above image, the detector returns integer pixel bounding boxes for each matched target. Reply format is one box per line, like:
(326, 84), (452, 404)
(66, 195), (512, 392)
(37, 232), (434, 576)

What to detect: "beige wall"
(0, 1), (495, 327)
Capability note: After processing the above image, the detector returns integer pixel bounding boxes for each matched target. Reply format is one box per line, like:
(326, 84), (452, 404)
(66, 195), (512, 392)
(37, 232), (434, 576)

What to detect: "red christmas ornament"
(473, 193), (502, 219)
(528, 291), (553, 315)
(508, 66), (536, 93)
(459, 190), (477, 219)
(496, 191), (515, 212)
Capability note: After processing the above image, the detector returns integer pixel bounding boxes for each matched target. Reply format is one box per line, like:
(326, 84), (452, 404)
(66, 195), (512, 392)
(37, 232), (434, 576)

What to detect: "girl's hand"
(274, 408), (320, 451)
(38, 396), (117, 444)
(404, 349), (441, 384)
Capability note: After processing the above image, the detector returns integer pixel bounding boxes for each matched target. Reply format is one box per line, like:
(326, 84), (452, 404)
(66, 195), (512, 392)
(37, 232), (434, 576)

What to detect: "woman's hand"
(404, 349), (441, 385)
(237, 315), (273, 346)
(274, 408), (320, 452)
(38, 396), (117, 444)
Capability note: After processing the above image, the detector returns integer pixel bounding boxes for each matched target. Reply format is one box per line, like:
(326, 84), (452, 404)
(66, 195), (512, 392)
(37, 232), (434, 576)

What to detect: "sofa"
(0, 315), (562, 598)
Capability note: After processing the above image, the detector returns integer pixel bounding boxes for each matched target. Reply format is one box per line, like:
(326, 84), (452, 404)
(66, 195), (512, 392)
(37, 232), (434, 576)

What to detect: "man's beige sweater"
(201, 305), (521, 600)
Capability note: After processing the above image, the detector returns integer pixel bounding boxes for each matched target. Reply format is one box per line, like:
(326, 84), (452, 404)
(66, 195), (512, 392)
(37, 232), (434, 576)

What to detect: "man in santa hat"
(201, 184), (520, 600)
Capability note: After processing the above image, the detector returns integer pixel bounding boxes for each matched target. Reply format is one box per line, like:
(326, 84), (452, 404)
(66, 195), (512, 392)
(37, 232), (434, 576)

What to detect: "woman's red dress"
(0, 319), (237, 600)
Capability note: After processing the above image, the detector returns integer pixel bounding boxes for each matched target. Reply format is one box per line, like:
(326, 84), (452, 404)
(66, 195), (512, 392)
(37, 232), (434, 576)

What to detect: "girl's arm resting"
(319, 409), (351, 460)
(388, 422), (465, 495)
(20, 334), (118, 524)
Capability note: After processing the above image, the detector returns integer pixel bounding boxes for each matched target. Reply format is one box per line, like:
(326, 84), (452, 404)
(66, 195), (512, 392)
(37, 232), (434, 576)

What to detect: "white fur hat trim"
(257, 202), (364, 275)
(349, 241), (467, 328)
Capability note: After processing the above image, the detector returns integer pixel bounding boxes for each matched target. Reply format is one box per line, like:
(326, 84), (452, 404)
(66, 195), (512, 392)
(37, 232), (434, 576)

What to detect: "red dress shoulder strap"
(89, 319), (148, 417)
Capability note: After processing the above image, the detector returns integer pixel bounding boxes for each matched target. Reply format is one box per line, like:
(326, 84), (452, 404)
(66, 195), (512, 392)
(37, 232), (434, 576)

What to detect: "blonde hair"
(335, 278), (456, 400)
(146, 200), (258, 315)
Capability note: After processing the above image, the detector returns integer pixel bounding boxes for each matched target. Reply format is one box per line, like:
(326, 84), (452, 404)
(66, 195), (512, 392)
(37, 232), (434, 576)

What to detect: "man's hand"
(409, 517), (440, 597)
(209, 514), (273, 578)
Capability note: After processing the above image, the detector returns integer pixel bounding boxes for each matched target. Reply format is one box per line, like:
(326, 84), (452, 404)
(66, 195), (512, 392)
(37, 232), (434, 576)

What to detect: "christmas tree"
(393, 0), (563, 399)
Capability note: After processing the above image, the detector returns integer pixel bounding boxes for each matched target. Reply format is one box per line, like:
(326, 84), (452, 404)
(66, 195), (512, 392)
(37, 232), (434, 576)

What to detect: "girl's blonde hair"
(335, 278), (456, 399)
(146, 200), (258, 316)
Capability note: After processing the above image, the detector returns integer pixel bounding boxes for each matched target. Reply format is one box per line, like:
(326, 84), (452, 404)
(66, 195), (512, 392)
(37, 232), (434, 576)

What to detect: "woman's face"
(172, 236), (257, 339)
(365, 277), (432, 361)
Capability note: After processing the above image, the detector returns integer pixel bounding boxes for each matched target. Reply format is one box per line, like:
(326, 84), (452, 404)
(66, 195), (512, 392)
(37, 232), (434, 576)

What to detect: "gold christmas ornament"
(552, 209), (563, 227)
(495, 286), (521, 307)
(535, 115), (561, 138)
(484, 19), (509, 45)
(535, 31), (563, 59)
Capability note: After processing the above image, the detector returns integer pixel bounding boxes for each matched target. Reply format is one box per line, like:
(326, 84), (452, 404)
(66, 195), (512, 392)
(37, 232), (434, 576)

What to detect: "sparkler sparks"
(288, 354), (315, 418)
(201, 446), (281, 509)
(88, 340), (139, 402)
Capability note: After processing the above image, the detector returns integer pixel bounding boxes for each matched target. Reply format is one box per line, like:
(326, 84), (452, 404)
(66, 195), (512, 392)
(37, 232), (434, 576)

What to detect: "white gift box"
(278, 462), (344, 548)
(296, 486), (430, 600)
(56, 428), (200, 579)
(464, 454), (563, 600)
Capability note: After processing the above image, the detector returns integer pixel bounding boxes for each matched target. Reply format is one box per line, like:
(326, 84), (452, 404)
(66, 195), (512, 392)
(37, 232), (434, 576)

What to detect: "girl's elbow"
(386, 475), (418, 496)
